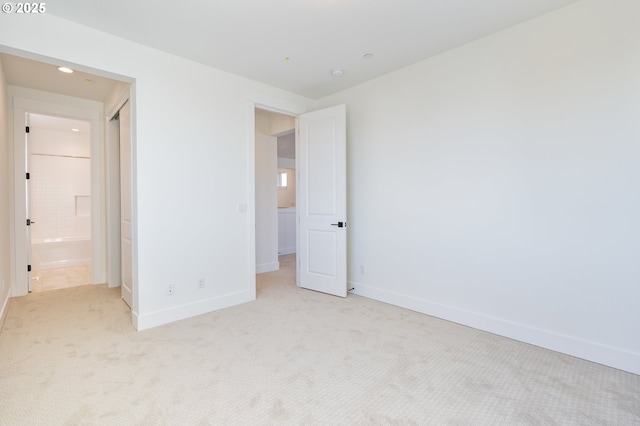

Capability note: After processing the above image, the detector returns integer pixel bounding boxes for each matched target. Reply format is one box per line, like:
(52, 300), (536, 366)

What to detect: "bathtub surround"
(31, 237), (92, 272)
(29, 116), (92, 273)
(29, 116), (91, 245)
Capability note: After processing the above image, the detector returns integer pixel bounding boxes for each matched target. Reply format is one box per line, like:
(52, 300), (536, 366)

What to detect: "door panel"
(307, 119), (337, 215)
(119, 100), (133, 308)
(298, 104), (347, 297)
(308, 231), (337, 277)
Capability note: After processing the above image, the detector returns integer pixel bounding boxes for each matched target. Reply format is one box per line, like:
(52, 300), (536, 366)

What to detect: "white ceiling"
(30, 0), (580, 100)
(0, 53), (121, 102)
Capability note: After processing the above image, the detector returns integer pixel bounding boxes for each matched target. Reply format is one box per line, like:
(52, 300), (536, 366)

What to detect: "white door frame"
(105, 111), (122, 289)
(11, 94), (105, 296)
(246, 93), (308, 298)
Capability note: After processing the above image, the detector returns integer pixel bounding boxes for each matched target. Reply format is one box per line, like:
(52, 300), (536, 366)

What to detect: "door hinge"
(26, 172), (30, 180)
(26, 126), (30, 133)
(27, 219), (31, 226)
(27, 264), (31, 272)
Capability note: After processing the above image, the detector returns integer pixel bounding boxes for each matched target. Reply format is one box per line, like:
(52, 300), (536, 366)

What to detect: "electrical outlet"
(167, 284), (175, 295)
(198, 278), (205, 289)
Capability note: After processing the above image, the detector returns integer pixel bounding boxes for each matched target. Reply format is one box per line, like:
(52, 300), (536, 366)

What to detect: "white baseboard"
(349, 281), (640, 376)
(134, 290), (254, 331)
(0, 285), (11, 331)
(256, 262), (279, 274)
(278, 247), (296, 255)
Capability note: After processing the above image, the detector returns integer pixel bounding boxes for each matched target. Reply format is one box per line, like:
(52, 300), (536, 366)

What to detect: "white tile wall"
(29, 127), (91, 241)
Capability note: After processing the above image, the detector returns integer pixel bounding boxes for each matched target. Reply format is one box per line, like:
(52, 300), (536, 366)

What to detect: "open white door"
(298, 104), (347, 297)
(119, 100), (133, 308)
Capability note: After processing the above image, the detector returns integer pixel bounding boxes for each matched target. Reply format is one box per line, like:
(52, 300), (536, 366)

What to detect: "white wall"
(269, 114), (295, 136)
(0, 13), (314, 329)
(278, 157), (295, 169)
(255, 112), (279, 273)
(278, 208), (296, 255)
(0, 57), (11, 325)
(317, 0), (640, 374)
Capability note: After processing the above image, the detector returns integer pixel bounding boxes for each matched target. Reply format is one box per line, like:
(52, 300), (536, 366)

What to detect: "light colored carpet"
(1, 255), (639, 425)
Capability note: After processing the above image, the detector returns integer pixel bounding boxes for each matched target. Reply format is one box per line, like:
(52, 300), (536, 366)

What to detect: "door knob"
(331, 222), (345, 228)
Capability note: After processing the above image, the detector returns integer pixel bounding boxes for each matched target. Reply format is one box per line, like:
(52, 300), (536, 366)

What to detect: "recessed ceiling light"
(331, 69), (344, 78)
(58, 66), (74, 74)
(71, 128), (80, 132)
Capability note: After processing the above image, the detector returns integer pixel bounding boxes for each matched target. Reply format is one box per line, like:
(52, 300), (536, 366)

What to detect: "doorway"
(3, 52), (134, 306)
(28, 113), (93, 292)
(249, 100), (347, 299)
(254, 108), (297, 286)
(12, 95), (103, 296)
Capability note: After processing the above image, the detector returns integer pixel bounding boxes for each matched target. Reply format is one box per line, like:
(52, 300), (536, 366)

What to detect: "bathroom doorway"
(4, 51), (134, 299)
(28, 113), (93, 292)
